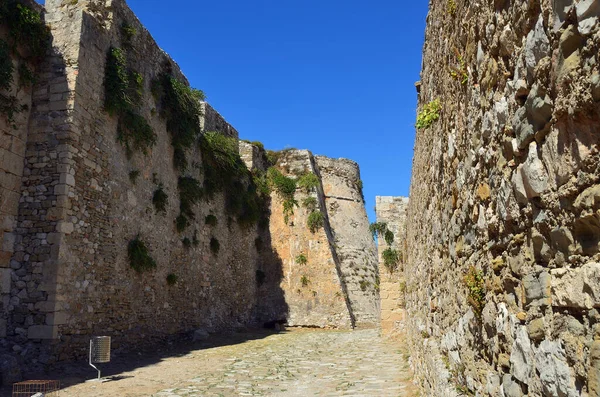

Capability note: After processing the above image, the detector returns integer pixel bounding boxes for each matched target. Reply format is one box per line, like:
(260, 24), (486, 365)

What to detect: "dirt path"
(55, 328), (416, 396)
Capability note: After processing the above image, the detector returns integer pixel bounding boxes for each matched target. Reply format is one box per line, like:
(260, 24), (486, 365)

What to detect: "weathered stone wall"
(375, 196), (408, 333)
(407, 0), (600, 395)
(0, 0), (42, 342)
(2, 0), (277, 370)
(269, 150), (379, 329)
(0, 0), (378, 380)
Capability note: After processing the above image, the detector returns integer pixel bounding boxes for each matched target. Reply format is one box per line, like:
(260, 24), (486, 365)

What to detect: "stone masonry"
(375, 196), (408, 333)
(0, 0), (379, 381)
(407, 0), (600, 395)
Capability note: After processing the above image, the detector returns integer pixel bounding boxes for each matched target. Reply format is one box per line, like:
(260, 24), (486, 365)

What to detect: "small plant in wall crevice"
(416, 98), (441, 130)
(166, 273), (178, 285)
(295, 253), (307, 265)
(210, 237), (220, 255)
(128, 235), (156, 273)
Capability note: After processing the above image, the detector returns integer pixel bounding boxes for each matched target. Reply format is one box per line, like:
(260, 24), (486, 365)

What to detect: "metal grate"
(12, 379), (60, 396)
(90, 336), (111, 363)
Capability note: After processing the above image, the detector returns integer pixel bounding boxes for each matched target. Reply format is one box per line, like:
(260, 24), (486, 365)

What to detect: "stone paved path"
(60, 328), (417, 397)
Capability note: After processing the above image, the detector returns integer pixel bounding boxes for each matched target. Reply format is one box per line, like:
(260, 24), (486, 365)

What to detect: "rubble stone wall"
(407, 0), (600, 395)
(375, 196), (408, 333)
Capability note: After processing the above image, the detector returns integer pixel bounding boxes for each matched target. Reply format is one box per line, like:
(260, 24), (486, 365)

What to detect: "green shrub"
(1, 2), (50, 61)
(210, 237), (220, 254)
(447, 0), (457, 16)
(265, 150), (280, 166)
(199, 132), (246, 195)
(416, 99), (441, 129)
(104, 47), (155, 155)
(268, 167), (298, 224)
(182, 237), (191, 248)
(166, 273), (178, 285)
(307, 211), (324, 233)
(369, 222), (388, 239)
(464, 266), (486, 316)
(175, 214), (188, 233)
(300, 275), (310, 287)
(450, 48), (468, 85)
(295, 253), (307, 265)
(153, 71), (204, 170)
(384, 230), (394, 245)
(256, 269), (266, 287)
(302, 196), (318, 212)
(121, 22), (136, 47)
(205, 214), (217, 226)
(152, 184), (168, 213)
(382, 248), (400, 273)
(297, 173), (319, 192)
(128, 235), (156, 273)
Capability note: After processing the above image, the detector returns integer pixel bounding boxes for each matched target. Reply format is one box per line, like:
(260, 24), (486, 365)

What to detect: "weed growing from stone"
(449, 48), (468, 85)
(268, 167), (298, 224)
(205, 214), (217, 226)
(182, 237), (191, 248)
(300, 275), (310, 287)
(369, 222), (388, 239)
(302, 196), (318, 212)
(384, 230), (394, 245)
(152, 184), (168, 213)
(447, 0), (457, 16)
(415, 99), (441, 130)
(307, 211), (324, 233)
(382, 248), (400, 273)
(104, 47), (155, 155)
(128, 235), (156, 273)
(210, 237), (220, 254)
(153, 71), (204, 170)
(1, 1), (50, 61)
(18, 63), (35, 87)
(464, 266), (486, 316)
(297, 173), (319, 192)
(121, 22), (136, 47)
(166, 273), (178, 285)
(295, 253), (307, 265)
(0, 40), (25, 127)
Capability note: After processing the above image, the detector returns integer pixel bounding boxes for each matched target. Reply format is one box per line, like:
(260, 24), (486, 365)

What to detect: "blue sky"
(40, 0), (429, 220)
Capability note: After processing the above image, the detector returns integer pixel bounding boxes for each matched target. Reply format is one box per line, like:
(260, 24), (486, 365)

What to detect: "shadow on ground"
(2, 328), (285, 395)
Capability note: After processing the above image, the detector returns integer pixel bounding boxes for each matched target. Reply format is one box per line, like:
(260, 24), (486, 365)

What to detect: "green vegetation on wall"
(268, 167), (298, 224)
(297, 173), (319, 192)
(307, 211), (324, 233)
(128, 235), (157, 273)
(177, 176), (203, 231)
(464, 266), (486, 317)
(295, 253), (307, 265)
(152, 184), (168, 214)
(199, 132), (270, 228)
(104, 47), (155, 156)
(153, 71), (205, 170)
(166, 273), (178, 285)
(382, 248), (400, 273)
(415, 98), (441, 130)
(0, 1), (50, 126)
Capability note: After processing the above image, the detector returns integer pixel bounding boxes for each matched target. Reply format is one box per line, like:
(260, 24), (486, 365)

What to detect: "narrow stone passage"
(60, 329), (416, 396)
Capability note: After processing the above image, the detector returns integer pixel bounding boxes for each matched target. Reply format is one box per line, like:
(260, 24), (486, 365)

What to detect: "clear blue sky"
(40, 0), (429, 221)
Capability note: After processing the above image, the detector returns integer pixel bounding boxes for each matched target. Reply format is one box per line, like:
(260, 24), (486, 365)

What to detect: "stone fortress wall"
(0, 0), (379, 380)
(375, 196), (409, 333)
(406, 0), (600, 395)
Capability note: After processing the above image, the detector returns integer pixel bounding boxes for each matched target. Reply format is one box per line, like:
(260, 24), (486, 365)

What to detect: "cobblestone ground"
(60, 328), (417, 397)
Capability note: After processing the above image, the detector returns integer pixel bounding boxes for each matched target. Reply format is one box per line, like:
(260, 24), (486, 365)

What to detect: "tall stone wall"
(0, 0), (42, 341)
(0, 0), (378, 380)
(375, 196), (408, 333)
(268, 150), (379, 329)
(407, 0), (600, 396)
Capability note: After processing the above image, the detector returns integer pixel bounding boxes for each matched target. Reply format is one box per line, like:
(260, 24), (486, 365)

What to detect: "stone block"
(27, 325), (58, 340)
(1, 232), (15, 253)
(551, 262), (600, 309)
(46, 311), (69, 325)
(0, 268), (10, 294)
